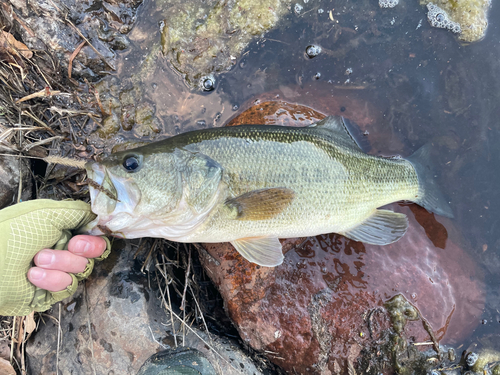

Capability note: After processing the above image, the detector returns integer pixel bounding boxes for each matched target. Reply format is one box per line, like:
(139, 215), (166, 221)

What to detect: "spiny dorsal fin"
(231, 237), (283, 266)
(225, 187), (295, 221)
(309, 116), (362, 150)
(341, 209), (408, 245)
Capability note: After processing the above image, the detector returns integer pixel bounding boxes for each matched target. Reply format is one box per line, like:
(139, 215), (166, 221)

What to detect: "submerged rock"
(197, 101), (484, 374)
(159, 0), (292, 88)
(201, 205), (484, 374)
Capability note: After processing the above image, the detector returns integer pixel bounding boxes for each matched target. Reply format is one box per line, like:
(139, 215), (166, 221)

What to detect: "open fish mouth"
(83, 162), (142, 236)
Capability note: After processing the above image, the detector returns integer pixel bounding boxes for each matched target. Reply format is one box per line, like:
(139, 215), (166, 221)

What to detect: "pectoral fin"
(341, 209), (408, 245)
(225, 188), (295, 220)
(231, 237), (283, 267)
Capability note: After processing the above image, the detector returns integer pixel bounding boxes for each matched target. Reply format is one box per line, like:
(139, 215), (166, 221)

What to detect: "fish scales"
(85, 116), (450, 267)
(173, 126), (419, 241)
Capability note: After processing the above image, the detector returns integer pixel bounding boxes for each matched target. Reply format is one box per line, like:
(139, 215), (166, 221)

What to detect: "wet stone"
(11, 0), (142, 80)
(200, 205), (484, 374)
(0, 156), (19, 209)
(0, 156), (32, 209)
(25, 241), (262, 375)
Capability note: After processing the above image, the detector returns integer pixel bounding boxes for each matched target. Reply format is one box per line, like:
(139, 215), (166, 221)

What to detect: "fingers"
(28, 268), (73, 292)
(28, 235), (107, 292)
(33, 249), (89, 273)
(67, 235), (107, 258)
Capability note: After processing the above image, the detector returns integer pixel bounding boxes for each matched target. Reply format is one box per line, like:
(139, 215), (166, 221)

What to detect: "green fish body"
(84, 117), (452, 266)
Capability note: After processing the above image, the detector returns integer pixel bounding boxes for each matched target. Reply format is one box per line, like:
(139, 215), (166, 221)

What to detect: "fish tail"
(406, 144), (454, 218)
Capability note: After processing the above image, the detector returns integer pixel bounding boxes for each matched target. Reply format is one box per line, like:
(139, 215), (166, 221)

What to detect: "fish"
(83, 116), (453, 267)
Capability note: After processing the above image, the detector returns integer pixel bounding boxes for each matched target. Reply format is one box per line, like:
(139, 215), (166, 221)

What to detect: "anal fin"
(230, 237), (283, 267)
(342, 209), (408, 245)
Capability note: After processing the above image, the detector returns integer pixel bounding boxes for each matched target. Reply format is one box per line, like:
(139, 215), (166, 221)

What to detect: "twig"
(188, 283), (211, 341)
(157, 284), (239, 372)
(156, 259), (178, 347)
(16, 88), (61, 104)
(56, 304), (61, 375)
(148, 326), (169, 349)
(20, 110), (56, 134)
(23, 136), (64, 151)
(68, 40), (86, 79)
(413, 342), (434, 346)
(64, 18), (115, 71)
(84, 284), (97, 375)
(10, 316), (15, 365)
(180, 246), (191, 311)
(94, 91), (107, 116)
(17, 158), (22, 203)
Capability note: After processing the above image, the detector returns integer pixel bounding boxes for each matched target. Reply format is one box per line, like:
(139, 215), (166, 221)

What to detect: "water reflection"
(87, 0), (500, 366)
(294, 204), (484, 345)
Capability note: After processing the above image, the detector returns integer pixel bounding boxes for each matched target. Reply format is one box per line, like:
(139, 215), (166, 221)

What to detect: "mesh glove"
(0, 199), (110, 316)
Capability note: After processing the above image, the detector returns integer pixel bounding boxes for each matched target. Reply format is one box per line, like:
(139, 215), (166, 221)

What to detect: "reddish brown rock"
(203, 100), (484, 374)
(201, 204), (484, 374)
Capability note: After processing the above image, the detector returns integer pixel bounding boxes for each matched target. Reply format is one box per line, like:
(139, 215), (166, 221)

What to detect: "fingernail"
(37, 250), (55, 266)
(29, 268), (45, 281)
(73, 239), (92, 254)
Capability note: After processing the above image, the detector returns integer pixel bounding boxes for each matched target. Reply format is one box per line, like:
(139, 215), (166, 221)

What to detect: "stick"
(68, 40), (86, 79)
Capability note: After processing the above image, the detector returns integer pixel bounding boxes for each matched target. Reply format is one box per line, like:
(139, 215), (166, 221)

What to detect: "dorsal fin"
(309, 116), (368, 151)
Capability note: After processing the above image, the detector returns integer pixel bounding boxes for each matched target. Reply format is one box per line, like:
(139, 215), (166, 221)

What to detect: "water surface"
(104, 0), (500, 355)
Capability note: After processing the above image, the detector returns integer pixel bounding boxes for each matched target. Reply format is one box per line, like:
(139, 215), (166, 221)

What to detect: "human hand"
(28, 235), (107, 292)
(0, 199), (111, 316)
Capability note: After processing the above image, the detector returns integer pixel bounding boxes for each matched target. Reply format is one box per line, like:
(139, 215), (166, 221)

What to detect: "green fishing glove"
(0, 199), (110, 316)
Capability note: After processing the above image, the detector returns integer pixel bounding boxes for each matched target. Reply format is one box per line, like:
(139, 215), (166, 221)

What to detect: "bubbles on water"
(305, 45), (322, 58)
(196, 119), (207, 128)
(200, 75), (215, 91)
(466, 352), (479, 367)
(379, 0), (399, 8)
(426, 3), (462, 34)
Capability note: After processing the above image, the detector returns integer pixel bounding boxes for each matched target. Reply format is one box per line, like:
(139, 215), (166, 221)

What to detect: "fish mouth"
(82, 161), (142, 236)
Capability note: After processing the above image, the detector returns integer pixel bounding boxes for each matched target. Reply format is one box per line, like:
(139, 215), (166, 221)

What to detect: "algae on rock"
(159, 0), (292, 88)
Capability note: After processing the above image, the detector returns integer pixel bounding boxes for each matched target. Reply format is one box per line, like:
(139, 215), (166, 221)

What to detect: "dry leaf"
(0, 357), (16, 375)
(24, 311), (36, 335)
(0, 30), (33, 63)
(0, 340), (10, 361)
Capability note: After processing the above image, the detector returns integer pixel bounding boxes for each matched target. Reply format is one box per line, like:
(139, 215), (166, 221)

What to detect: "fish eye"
(122, 154), (141, 172)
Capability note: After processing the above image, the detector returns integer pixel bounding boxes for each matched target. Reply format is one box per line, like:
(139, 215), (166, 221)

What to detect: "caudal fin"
(406, 144), (454, 218)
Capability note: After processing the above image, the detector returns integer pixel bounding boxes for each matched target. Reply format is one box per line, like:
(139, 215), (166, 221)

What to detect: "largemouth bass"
(84, 116), (452, 266)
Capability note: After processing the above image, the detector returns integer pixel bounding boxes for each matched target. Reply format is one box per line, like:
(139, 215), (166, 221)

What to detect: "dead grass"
(0, 6), (106, 373)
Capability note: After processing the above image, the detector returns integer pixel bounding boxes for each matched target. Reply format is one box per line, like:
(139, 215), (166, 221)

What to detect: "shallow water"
(101, 0), (500, 363)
